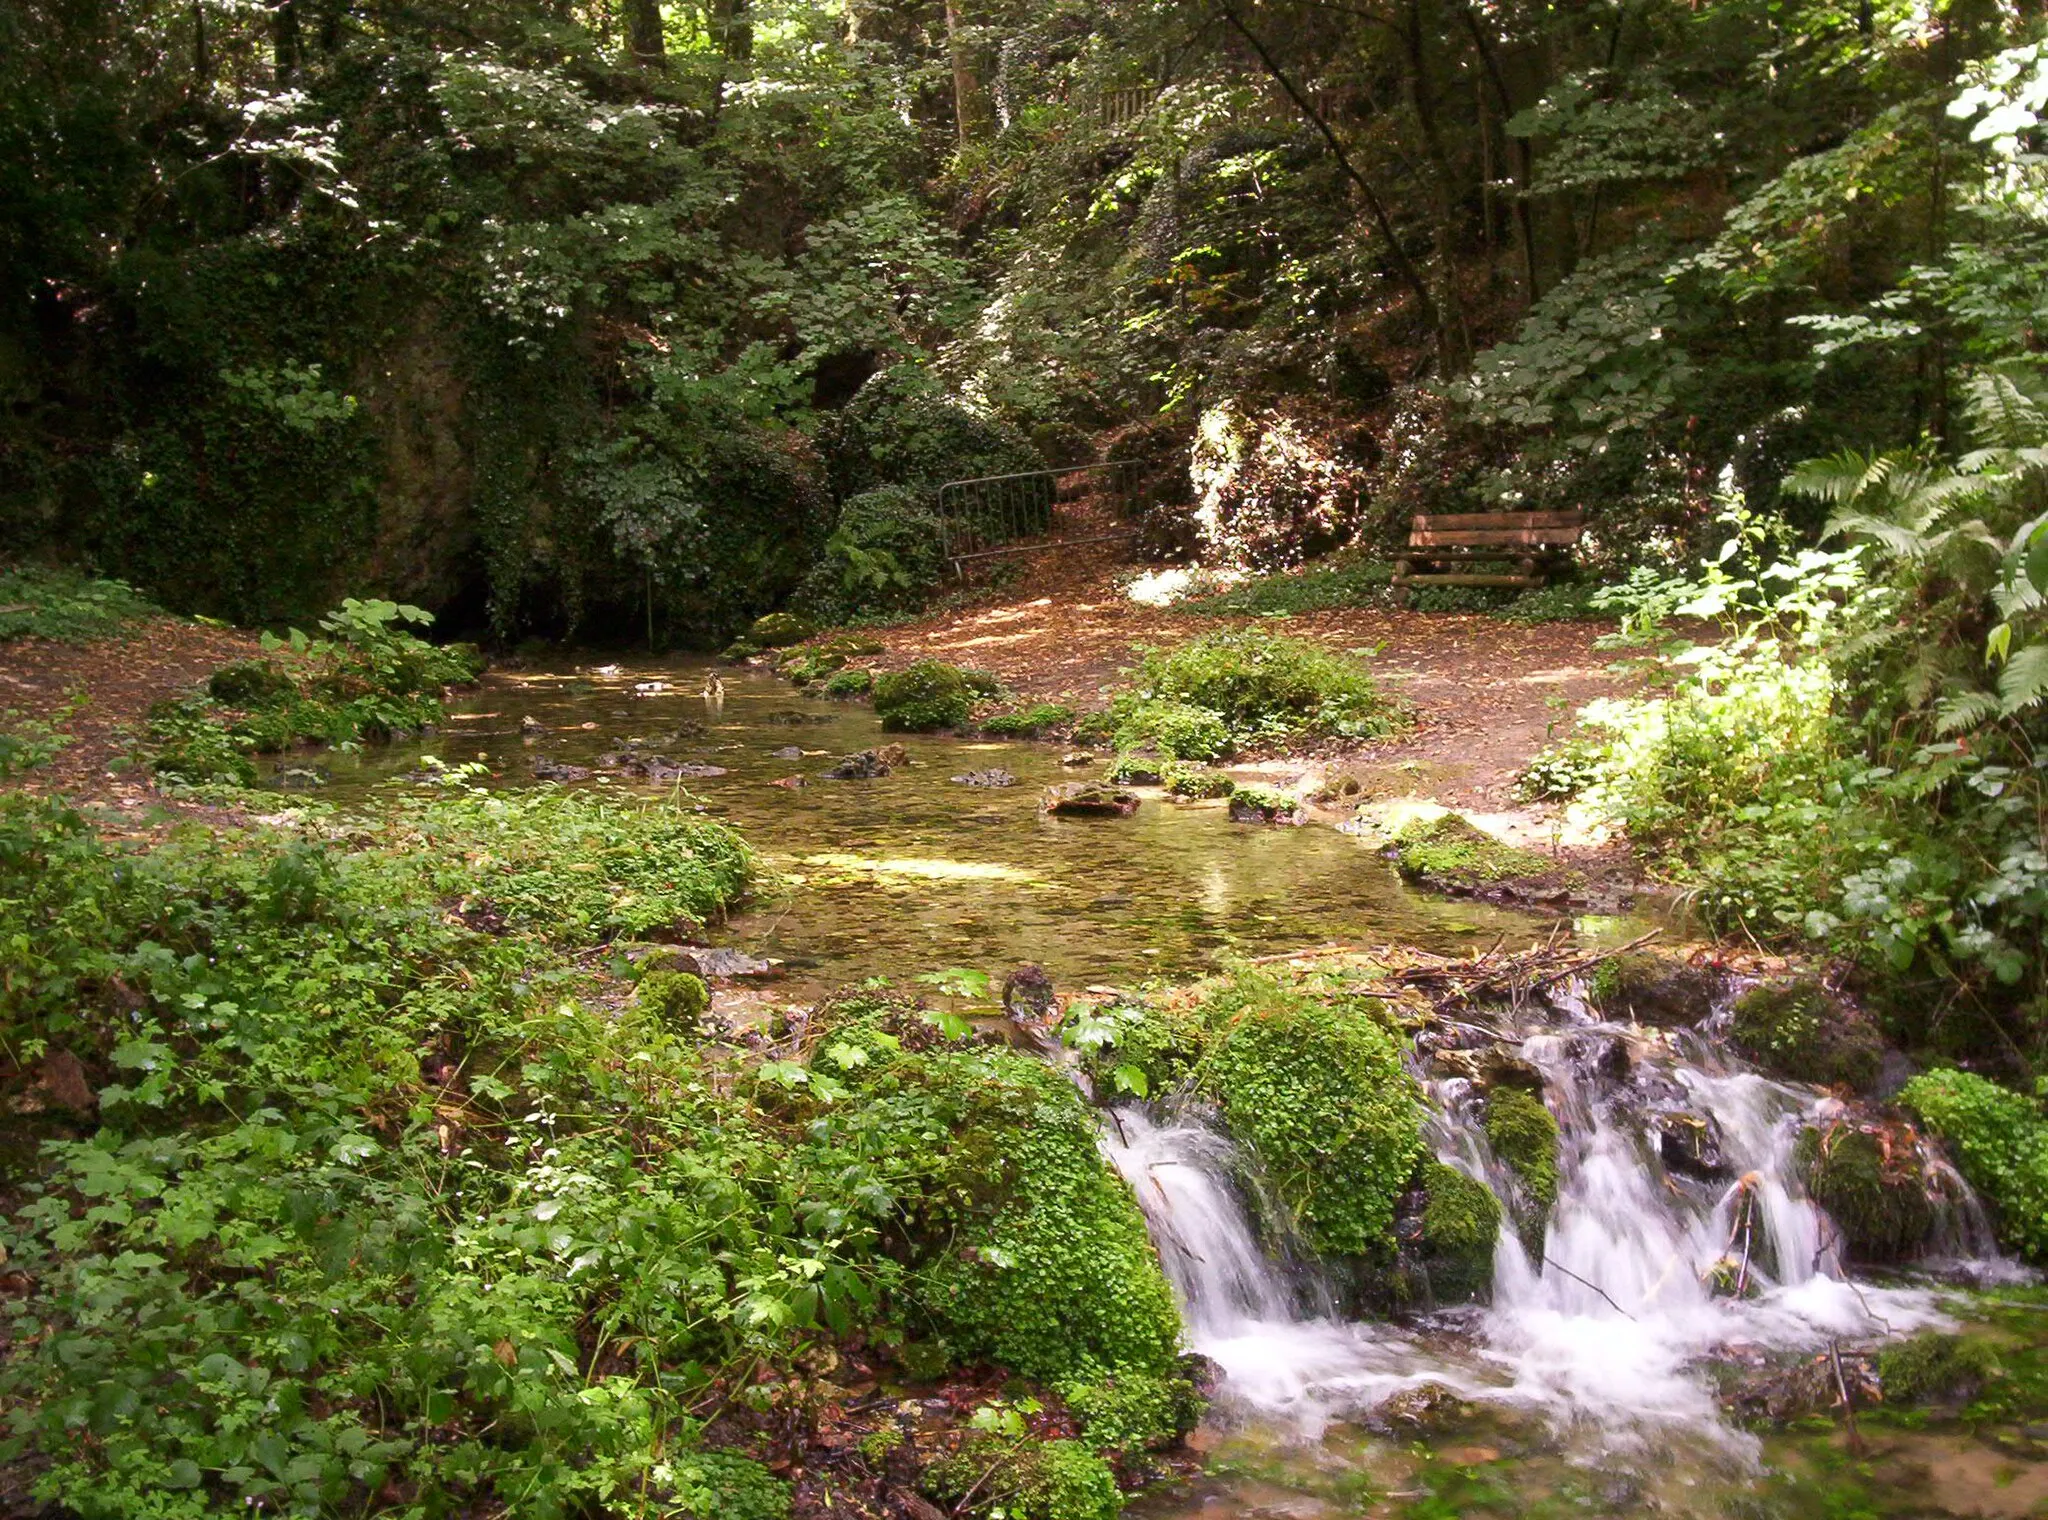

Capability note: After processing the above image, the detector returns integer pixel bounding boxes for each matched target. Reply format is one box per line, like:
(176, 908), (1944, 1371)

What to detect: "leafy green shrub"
(1484, 1087), (1559, 1234)
(1513, 737), (1605, 802)
(205, 659), (296, 706)
(1794, 1124), (1934, 1262)
(958, 667), (1004, 698)
(1413, 1162), (1502, 1303)
(663, 1448), (792, 1520)
(780, 647), (846, 685)
(922, 1435), (1123, 1520)
(983, 702), (1073, 738)
(1493, 581), (1607, 624)
(1728, 977), (1883, 1091)
(1162, 764), (1235, 799)
(0, 710), (71, 781)
(822, 668), (875, 696)
(873, 661), (974, 731)
(820, 368), (1039, 504)
(147, 700), (258, 785)
(1194, 969), (1423, 1258)
(1900, 1069), (2048, 1261)
(0, 564), (160, 644)
(793, 486), (948, 626)
(638, 970), (710, 1031)
(1057, 1369), (1201, 1453)
(1071, 711), (1117, 747)
(1226, 783), (1299, 822)
(1064, 995), (1211, 1100)
(1110, 699), (1231, 761)
(1111, 631), (1402, 755)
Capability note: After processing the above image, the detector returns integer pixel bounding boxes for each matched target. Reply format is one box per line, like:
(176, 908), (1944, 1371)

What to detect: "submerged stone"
(950, 768), (1017, 787)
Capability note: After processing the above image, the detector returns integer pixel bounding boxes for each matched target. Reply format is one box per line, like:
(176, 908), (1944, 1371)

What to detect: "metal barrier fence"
(936, 460), (1148, 573)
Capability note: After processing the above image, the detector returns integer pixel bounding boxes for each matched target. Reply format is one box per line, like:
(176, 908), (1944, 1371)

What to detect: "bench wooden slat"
(1413, 511), (1583, 530)
(1411, 527), (1584, 547)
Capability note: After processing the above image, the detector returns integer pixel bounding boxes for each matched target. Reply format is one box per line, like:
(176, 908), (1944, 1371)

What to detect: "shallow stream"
(279, 659), (2046, 1519)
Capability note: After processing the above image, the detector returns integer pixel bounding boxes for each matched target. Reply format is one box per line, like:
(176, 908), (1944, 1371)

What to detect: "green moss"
(721, 637), (763, 662)
(780, 648), (845, 685)
(1056, 1369), (1203, 1452)
(1794, 1124), (1934, 1262)
(747, 612), (815, 647)
(1074, 996), (1210, 1099)
(1585, 952), (1720, 1026)
(1484, 1087), (1558, 1243)
(205, 659), (296, 706)
(1162, 764), (1235, 799)
(1101, 754), (1164, 785)
(821, 668), (874, 696)
(1729, 977), (1883, 1091)
(982, 702), (1074, 737)
(1194, 969), (1423, 1259)
(637, 970), (709, 1032)
(666, 1449), (792, 1520)
(1227, 783), (1298, 821)
(1414, 1161), (1502, 1303)
(873, 661), (974, 731)
(1900, 1069), (2048, 1262)
(922, 1436), (1123, 1520)
(1391, 814), (1556, 891)
(1877, 1332), (2000, 1406)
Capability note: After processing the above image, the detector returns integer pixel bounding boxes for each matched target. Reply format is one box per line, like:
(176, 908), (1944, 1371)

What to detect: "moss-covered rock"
(720, 637), (763, 663)
(1877, 1331), (2000, 1406)
(1102, 755), (1164, 785)
(982, 703), (1075, 738)
(1226, 784), (1299, 824)
(1794, 1121), (1935, 1263)
(1056, 1368), (1204, 1453)
(1411, 1161), (1502, 1304)
(820, 668), (874, 696)
(873, 661), (974, 731)
(921, 1436), (1123, 1520)
(747, 611), (816, 647)
(1585, 952), (1721, 1027)
(1194, 969), (1423, 1259)
(1075, 996), (1211, 1099)
(1485, 1086), (1559, 1248)
(1043, 783), (1140, 817)
(1162, 764), (1235, 799)
(780, 648), (846, 685)
(1389, 814), (1569, 899)
(1728, 977), (1884, 1091)
(637, 969), (709, 1033)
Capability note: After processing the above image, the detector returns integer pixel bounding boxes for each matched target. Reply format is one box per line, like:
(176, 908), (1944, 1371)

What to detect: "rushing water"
(294, 660), (1570, 991)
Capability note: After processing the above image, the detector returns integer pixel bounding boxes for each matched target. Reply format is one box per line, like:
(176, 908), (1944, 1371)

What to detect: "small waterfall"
(1103, 996), (2007, 1452)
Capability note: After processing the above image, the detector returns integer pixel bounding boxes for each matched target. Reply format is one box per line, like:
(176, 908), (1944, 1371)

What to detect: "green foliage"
(1056, 1370), (1201, 1453)
(1484, 1088), (1559, 1231)
(1111, 631), (1402, 759)
(1194, 969), (1423, 1259)
(1391, 814), (1555, 890)
(818, 368), (1039, 505)
(1226, 783), (1299, 822)
(1728, 978), (1883, 1091)
(1414, 1162), (1502, 1304)
(1162, 764), (1236, 799)
(748, 612), (816, 648)
(0, 709), (72, 781)
(923, 1435), (1123, 1520)
(662, 1449), (793, 1520)
(821, 667), (875, 697)
(0, 564), (160, 644)
(1877, 1332), (2001, 1407)
(1063, 995), (1210, 1099)
(796, 485), (949, 626)
(1175, 558), (1393, 617)
(637, 970), (710, 1032)
(873, 661), (974, 732)
(1514, 737), (1605, 802)
(981, 703), (1075, 738)
(1900, 1069), (2048, 1262)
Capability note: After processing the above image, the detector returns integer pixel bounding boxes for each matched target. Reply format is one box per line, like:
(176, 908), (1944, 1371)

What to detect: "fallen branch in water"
(1542, 1256), (1637, 1320)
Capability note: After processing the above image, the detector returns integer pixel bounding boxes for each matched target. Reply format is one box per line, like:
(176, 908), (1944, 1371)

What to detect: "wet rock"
(531, 757), (594, 782)
(771, 745), (804, 759)
(597, 752), (729, 781)
(1729, 976), (1885, 1092)
(1365, 1381), (1476, 1435)
(1042, 782), (1140, 817)
(1586, 952), (1722, 1027)
(1002, 964), (1057, 1024)
(1060, 751), (1096, 767)
(519, 714), (546, 734)
(825, 749), (893, 779)
(274, 765), (329, 790)
(1795, 1116), (1938, 1262)
(1227, 786), (1301, 824)
(949, 768), (1016, 788)
(771, 774), (807, 789)
(1176, 1352), (1225, 1401)
(877, 743), (909, 768)
(655, 946), (780, 981)
(1652, 1110), (1729, 1180)
(761, 709), (835, 725)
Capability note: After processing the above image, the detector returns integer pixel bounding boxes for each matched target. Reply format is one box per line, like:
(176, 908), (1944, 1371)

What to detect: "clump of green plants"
(1513, 736), (1605, 802)
(1226, 783), (1299, 822)
(981, 702), (1074, 738)
(1162, 763), (1235, 799)
(1109, 630), (1403, 758)
(1175, 558), (1392, 617)
(1412, 1161), (1502, 1303)
(792, 484), (950, 626)
(1877, 1332), (2001, 1406)
(1063, 995), (1211, 1100)
(1728, 977), (1883, 1091)
(1900, 1069), (2048, 1262)
(779, 647), (846, 685)
(1389, 814), (1557, 892)
(873, 660), (975, 731)
(821, 667), (875, 696)
(1193, 968), (1423, 1259)
(1794, 1123), (1934, 1262)
(922, 1434), (1123, 1520)
(0, 563), (161, 644)
(637, 969), (710, 1031)
(1057, 1369), (1203, 1453)
(1101, 754), (1164, 785)
(147, 599), (484, 782)
(663, 1449), (792, 1520)
(0, 706), (74, 781)
(1484, 1087), (1559, 1242)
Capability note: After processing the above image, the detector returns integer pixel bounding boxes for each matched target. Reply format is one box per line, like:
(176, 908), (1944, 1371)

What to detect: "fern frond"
(1934, 688), (2002, 735)
(1997, 642), (2048, 717)
(1788, 450), (1891, 507)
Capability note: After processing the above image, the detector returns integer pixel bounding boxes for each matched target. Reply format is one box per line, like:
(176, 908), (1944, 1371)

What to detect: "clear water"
(294, 660), (1575, 993)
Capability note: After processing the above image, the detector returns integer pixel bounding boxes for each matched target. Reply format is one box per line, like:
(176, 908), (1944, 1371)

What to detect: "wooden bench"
(1392, 510), (1584, 607)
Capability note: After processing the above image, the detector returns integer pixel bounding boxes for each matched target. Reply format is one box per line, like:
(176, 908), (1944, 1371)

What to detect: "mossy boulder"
(637, 969), (710, 1033)
(1899, 1068), (2048, 1262)
(982, 703), (1075, 738)
(1877, 1331), (2000, 1407)
(1389, 814), (1568, 899)
(1794, 1121), (1935, 1263)
(780, 648), (846, 685)
(873, 661), (974, 731)
(1485, 1086), (1559, 1248)
(746, 612), (816, 647)
(1194, 969), (1423, 1260)
(206, 658), (296, 707)
(1056, 1368), (1205, 1453)
(1076, 996), (1211, 1099)
(1409, 1161), (1502, 1304)
(1163, 764), (1235, 799)
(720, 638), (763, 663)
(1585, 952), (1721, 1027)
(1043, 783), (1140, 817)
(1728, 977), (1884, 1091)
(1226, 784), (1300, 824)
(1102, 755), (1164, 786)
(821, 668), (874, 696)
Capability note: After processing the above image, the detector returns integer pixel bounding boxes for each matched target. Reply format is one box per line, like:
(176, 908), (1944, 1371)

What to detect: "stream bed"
(276, 659), (2047, 1519)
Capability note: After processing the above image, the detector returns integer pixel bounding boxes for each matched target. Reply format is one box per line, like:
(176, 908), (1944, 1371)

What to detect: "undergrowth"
(0, 564), (161, 644)
(1110, 630), (1404, 759)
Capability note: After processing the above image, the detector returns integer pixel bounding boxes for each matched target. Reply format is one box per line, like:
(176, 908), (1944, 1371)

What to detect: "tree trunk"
(1401, 0), (1471, 369)
(270, 0), (300, 83)
(945, 0), (995, 142)
(624, 0), (664, 66)
(1458, 2), (1540, 306)
(708, 0), (752, 120)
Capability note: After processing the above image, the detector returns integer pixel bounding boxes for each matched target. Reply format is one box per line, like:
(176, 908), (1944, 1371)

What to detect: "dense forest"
(7, 1), (2048, 1517)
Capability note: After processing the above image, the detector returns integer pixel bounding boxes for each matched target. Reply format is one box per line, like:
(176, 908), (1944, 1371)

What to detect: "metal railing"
(936, 459), (1150, 573)
(1095, 84), (1157, 127)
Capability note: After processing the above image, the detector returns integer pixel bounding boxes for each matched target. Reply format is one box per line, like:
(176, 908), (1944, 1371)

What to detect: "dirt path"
(849, 572), (1635, 846)
(0, 618), (260, 797)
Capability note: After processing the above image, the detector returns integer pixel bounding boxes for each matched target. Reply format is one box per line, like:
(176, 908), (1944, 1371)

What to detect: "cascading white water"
(1101, 997), (1998, 1455)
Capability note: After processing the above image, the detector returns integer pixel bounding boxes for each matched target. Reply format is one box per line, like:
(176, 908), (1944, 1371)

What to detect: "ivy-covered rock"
(873, 660), (974, 731)
(1194, 969), (1423, 1260)
(1728, 977), (1884, 1092)
(1056, 1368), (1204, 1453)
